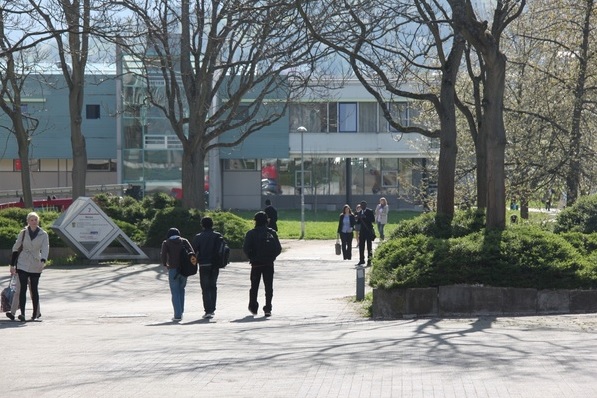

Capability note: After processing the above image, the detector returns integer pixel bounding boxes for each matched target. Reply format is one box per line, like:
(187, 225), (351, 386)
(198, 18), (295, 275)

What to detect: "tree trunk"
(16, 129), (33, 208)
(435, 38), (465, 219)
(565, 0), (593, 206)
(181, 141), (207, 211)
(483, 54), (507, 230)
(70, 77), (87, 199)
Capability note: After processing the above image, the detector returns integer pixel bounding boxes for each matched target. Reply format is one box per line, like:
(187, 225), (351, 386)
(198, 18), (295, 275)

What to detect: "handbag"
(335, 235), (341, 255)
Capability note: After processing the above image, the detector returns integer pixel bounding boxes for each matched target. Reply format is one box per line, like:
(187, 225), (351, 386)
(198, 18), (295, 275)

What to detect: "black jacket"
(356, 208), (376, 239)
(264, 205), (278, 231)
(337, 213), (356, 234)
(192, 229), (222, 266)
(243, 226), (282, 266)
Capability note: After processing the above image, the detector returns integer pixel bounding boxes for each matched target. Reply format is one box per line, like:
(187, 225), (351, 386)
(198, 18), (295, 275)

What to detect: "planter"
(372, 284), (597, 319)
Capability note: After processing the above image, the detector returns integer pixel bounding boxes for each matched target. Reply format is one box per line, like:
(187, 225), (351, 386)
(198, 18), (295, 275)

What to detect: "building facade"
(0, 61), (435, 212)
(0, 63), (119, 200)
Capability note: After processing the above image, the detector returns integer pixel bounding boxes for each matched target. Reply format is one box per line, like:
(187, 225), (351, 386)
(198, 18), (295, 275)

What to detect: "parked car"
(262, 178), (281, 195)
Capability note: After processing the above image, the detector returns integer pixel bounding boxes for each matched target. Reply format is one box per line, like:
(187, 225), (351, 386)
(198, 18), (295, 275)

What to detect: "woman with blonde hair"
(8, 212), (49, 322)
(375, 197), (389, 241)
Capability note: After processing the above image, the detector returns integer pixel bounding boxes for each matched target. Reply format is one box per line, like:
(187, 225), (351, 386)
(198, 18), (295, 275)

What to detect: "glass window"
(399, 159), (414, 196)
(223, 159), (257, 170)
(87, 160), (116, 172)
(86, 104), (101, 119)
(359, 102), (377, 133)
(389, 102), (410, 132)
(338, 103), (357, 132)
(288, 103), (322, 133)
(327, 103), (337, 132)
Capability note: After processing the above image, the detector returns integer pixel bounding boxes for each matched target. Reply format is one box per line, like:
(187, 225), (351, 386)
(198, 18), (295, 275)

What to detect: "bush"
(558, 231), (597, 255)
(554, 194), (597, 233)
(370, 224), (595, 290)
(0, 216), (20, 229)
(0, 209), (65, 248)
(141, 192), (177, 220)
(145, 207), (202, 247)
(144, 207), (251, 248)
(0, 208), (30, 225)
(391, 209), (486, 240)
(206, 210), (252, 249)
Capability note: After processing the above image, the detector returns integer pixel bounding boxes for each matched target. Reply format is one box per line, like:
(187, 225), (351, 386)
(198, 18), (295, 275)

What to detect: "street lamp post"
(297, 126), (307, 239)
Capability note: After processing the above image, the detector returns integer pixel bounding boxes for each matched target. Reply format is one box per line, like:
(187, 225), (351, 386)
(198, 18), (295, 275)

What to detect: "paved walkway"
(1, 240), (597, 398)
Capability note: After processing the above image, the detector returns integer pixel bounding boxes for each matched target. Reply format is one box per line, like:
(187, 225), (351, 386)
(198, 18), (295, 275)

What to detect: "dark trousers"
(358, 234), (373, 264)
(249, 264), (274, 313)
(340, 232), (353, 260)
(199, 266), (220, 314)
(17, 269), (41, 317)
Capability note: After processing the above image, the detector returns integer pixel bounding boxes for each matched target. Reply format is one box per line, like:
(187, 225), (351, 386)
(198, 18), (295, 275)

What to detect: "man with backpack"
(243, 211), (282, 317)
(192, 217), (225, 319)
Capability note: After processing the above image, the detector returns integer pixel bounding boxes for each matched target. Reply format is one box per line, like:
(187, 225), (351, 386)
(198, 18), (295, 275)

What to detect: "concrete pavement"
(1, 239), (597, 398)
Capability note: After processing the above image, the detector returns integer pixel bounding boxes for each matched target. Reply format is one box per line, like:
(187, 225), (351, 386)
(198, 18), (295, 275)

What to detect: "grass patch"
(232, 209), (420, 239)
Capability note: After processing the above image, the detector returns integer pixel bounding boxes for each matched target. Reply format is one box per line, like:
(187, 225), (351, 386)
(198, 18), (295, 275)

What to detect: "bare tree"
(0, 4), (42, 208)
(296, 0), (465, 220)
(509, 0), (597, 204)
(448, 0), (525, 230)
(111, 0), (328, 210)
(28, 0), (95, 199)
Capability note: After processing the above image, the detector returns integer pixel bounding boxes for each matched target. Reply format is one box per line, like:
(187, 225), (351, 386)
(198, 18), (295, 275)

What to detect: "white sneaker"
(202, 313), (214, 319)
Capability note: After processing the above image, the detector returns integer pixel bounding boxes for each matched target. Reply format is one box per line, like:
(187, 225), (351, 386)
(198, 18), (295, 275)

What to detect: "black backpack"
(253, 227), (281, 263)
(213, 234), (230, 269)
(178, 243), (197, 276)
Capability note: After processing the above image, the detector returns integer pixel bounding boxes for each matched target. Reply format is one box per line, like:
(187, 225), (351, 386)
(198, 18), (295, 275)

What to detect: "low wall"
(372, 285), (597, 318)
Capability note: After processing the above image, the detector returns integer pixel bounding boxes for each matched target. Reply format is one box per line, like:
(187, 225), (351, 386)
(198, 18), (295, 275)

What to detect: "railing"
(0, 184), (130, 199)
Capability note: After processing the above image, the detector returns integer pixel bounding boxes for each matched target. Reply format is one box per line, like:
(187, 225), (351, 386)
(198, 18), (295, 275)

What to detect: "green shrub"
(558, 231), (597, 255)
(554, 194), (597, 233)
(142, 192), (177, 219)
(206, 210), (252, 249)
(0, 216), (20, 229)
(144, 207), (251, 248)
(114, 220), (146, 245)
(391, 209), (485, 240)
(145, 207), (203, 247)
(371, 225), (594, 290)
(0, 208), (30, 225)
(0, 227), (19, 250)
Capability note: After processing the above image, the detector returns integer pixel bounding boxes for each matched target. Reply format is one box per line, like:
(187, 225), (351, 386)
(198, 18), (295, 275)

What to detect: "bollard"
(356, 266), (365, 301)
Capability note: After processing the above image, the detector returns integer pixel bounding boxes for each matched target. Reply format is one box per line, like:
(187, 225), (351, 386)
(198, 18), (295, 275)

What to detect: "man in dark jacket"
(355, 200), (375, 266)
(192, 217), (222, 319)
(264, 199), (278, 231)
(243, 211), (282, 317)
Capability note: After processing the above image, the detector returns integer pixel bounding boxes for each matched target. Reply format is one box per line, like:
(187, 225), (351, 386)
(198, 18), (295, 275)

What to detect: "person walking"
(337, 204), (356, 260)
(160, 228), (195, 322)
(8, 212), (49, 322)
(264, 198), (278, 231)
(355, 201), (375, 267)
(353, 203), (362, 246)
(243, 211), (282, 317)
(375, 197), (389, 241)
(192, 217), (224, 319)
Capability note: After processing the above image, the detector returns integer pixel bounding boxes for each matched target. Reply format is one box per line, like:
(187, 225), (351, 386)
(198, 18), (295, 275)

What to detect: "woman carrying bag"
(337, 204), (356, 260)
(8, 212), (49, 322)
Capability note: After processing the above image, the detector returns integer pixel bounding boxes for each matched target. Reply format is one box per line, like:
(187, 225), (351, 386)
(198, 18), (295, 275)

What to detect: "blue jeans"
(377, 222), (386, 240)
(199, 266), (219, 314)
(168, 268), (187, 319)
